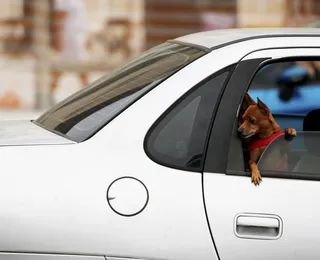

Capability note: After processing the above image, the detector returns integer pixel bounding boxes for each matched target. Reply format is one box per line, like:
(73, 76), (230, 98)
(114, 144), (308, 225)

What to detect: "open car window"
(34, 42), (206, 142)
(248, 61), (320, 116)
(228, 58), (320, 180)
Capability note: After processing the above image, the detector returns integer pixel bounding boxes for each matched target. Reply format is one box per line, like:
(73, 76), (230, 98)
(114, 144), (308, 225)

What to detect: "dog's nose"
(237, 127), (243, 134)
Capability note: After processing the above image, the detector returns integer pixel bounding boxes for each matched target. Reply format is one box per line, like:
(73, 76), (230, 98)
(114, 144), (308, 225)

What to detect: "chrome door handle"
(234, 213), (283, 240)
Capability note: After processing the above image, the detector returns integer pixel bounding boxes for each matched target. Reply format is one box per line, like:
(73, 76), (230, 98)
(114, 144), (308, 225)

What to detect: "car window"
(145, 70), (231, 172)
(231, 58), (320, 179)
(258, 132), (320, 178)
(34, 42), (206, 142)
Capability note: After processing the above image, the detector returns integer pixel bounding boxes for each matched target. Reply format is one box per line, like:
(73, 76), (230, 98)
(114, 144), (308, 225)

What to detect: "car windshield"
(34, 42), (206, 142)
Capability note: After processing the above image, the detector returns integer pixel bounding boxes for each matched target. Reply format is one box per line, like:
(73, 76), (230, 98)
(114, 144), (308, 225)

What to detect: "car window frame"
(203, 58), (268, 174)
(144, 64), (235, 173)
(220, 54), (320, 181)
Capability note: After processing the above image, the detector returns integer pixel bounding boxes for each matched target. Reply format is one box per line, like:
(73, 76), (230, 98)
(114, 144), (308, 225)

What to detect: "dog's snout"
(237, 127), (243, 134)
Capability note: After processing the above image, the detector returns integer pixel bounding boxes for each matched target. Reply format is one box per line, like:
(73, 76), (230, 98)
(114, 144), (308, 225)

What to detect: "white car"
(2, 28), (320, 260)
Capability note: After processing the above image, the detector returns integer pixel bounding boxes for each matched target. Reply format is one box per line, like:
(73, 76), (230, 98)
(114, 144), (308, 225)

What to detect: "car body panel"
(0, 141), (212, 260)
(241, 47), (320, 60)
(174, 28), (320, 49)
(204, 173), (320, 259)
(204, 46), (320, 260)
(0, 120), (74, 146)
(0, 48), (238, 260)
(0, 254), (104, 260)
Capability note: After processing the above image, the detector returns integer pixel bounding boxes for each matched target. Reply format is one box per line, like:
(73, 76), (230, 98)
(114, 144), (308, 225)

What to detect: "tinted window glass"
(258, 132), (320, 176)
(34, 43), (206, 142)
(146, 71), (230, 172)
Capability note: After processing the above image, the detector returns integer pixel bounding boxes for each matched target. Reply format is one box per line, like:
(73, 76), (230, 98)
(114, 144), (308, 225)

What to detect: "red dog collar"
(248, 130), (284, 151)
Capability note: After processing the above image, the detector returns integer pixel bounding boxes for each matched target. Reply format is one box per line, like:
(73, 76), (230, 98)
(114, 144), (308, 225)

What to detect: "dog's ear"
(239, 93), (257, 125)
(257, 97), (270, 116)
(240, 92), (256, 113)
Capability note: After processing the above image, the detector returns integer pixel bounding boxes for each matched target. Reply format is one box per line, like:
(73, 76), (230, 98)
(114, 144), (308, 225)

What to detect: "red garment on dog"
(248, 130), (284, 151)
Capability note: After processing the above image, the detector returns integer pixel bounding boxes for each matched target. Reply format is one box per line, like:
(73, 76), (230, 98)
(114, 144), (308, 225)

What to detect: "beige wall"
(237, 0), (287, 27)
(86, 0), (145, 55)
(107, 0), (145, 55)
(0, 0), (23, 19)
(237, 0), (318, 28)
(144, 0), (237, 49)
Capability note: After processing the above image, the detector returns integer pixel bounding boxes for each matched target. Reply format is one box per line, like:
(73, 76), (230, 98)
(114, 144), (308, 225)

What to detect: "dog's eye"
(249, 118), (256, 124)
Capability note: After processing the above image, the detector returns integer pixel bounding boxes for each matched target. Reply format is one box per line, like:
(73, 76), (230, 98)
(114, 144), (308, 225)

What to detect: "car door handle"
(234, 213), (283, 240)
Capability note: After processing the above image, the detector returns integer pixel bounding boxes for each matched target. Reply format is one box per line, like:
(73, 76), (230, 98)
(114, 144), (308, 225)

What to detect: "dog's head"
(238, 93), (273, 139)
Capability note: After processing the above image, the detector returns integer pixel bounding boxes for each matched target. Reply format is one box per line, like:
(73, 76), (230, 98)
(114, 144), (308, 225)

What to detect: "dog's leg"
(249, 147), (265, 185)
(249, 161), (262, 185)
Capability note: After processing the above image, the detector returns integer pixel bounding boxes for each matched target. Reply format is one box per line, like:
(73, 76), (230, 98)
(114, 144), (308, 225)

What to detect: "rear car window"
(34, 42), (206, 142)
(145, 70), (231, 172)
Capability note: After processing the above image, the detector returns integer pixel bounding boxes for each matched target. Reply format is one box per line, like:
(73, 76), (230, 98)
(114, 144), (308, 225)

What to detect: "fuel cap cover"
(107, 176), (149, 217)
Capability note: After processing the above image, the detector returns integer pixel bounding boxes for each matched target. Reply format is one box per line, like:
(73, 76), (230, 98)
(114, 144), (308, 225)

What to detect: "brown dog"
(238, 93), (297, 185)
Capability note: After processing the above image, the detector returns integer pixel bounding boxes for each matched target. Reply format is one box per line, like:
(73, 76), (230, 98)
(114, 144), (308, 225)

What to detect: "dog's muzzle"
(237, 128), (254, 138)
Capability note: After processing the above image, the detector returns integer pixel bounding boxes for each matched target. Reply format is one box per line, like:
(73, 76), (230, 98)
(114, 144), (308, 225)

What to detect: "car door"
(203, 47), (320, 260)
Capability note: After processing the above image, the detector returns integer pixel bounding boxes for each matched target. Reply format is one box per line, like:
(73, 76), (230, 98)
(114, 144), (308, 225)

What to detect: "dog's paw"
(251, 169), (262, 186)
(284, 127), (297, 141)
(285, 127), (297, 136)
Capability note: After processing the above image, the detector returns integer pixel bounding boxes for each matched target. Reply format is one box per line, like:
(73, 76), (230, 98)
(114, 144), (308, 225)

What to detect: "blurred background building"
(0, 0), (318, 118)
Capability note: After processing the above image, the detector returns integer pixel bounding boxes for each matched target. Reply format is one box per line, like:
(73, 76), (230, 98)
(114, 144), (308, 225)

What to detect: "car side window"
(231, 58), (320, 179)
(145, 69), (231, 172)
(257, 132), (320, 176)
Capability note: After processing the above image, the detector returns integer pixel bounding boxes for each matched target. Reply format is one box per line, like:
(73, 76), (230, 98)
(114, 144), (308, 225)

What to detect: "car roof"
(173, 28), (320, 50)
